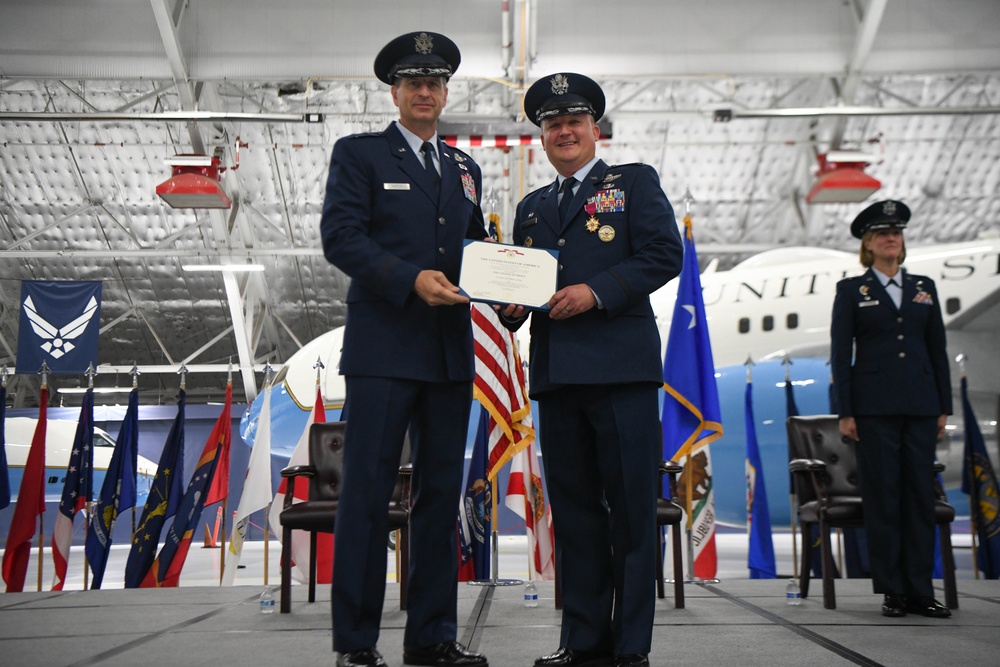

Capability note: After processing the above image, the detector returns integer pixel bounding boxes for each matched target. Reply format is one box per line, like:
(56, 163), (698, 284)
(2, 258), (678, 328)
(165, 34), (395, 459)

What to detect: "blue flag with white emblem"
(17, 281), (102, 374)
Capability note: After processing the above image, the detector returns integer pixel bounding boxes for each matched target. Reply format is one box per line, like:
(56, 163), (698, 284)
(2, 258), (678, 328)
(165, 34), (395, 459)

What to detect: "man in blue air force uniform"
(320, 31), (488, 667)
(830, 200), (952, 620)
(500, 73), (683, 667)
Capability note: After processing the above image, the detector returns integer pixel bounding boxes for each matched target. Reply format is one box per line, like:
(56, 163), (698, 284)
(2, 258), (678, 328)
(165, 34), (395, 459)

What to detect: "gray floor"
(2, 534), (998, 667)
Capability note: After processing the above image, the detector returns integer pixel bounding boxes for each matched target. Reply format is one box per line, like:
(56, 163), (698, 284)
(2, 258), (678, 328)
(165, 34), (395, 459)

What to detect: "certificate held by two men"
(458, 240), (558, 311)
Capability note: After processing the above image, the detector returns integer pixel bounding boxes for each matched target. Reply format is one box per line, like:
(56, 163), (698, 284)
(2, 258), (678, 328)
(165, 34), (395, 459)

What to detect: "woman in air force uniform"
(830, 199), (952, 619)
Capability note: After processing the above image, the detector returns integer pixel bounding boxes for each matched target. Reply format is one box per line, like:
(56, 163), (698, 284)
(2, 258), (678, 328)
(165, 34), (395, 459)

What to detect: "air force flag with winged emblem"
(17, 281), (102, 374)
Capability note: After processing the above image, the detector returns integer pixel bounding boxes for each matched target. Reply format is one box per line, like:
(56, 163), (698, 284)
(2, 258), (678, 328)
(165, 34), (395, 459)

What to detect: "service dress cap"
(373, 31), (461, 85)
(523, 72), (606, 126)
(850, 199), (911, 238)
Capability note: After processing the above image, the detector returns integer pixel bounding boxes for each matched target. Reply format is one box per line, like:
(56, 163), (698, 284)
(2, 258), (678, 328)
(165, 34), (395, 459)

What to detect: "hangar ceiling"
(1, 0), (999, 406)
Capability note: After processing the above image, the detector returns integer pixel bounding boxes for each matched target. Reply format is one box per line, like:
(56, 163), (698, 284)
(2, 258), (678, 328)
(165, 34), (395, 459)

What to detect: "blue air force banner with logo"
(16, 281), (102, 374)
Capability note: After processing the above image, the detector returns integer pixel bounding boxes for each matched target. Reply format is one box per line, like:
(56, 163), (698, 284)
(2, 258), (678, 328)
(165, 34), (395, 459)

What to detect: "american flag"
(471, 304), (534, 478)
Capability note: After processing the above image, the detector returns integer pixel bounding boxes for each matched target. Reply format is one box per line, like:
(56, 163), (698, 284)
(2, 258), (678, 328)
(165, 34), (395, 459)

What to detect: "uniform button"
(559, 264), (564, 271)
(897, 334), (904, 341)
(557, 238), (566, 247)
(438, 247), (446, 255)
(897, 317), (903, 323)
(438, 217), (446, 225)
(899, 352), (906, 358)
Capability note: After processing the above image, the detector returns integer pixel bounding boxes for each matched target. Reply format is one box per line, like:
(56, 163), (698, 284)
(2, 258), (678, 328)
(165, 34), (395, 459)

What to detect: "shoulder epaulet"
(347, 131), (383, 140)
(609, 162), (644, 169)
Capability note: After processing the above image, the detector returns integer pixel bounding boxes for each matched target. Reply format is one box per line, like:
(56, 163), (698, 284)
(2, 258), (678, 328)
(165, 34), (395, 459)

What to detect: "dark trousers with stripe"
(855, 415), (938, 598)
(331, 376), (472, 653)
(537, 382), (660, 656)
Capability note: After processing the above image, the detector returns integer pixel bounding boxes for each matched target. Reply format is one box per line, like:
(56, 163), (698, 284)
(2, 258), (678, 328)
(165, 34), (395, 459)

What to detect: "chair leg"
(655, 526), (665, 600)
(308, 531), (317, 603)
(819, 519), (836, 609)
(938, 522), (959, 609)
(399, 527), (409, 611)
(798, 521), (811, 599)
(671, 521), (684, 609)
(280, 526), (292, 613)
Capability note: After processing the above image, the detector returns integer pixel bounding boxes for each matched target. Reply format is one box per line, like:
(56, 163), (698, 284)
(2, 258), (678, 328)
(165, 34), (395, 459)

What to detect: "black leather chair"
(786, 414), (958, 610)
(656, 460), (685, 608)
(279, 421), (412, 613)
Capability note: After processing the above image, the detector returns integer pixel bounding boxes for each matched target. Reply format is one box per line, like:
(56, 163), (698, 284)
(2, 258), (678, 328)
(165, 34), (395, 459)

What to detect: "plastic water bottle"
(523, 581), (539, 607)
(259, 588), (276, 614)
(785, 579), (801, 606)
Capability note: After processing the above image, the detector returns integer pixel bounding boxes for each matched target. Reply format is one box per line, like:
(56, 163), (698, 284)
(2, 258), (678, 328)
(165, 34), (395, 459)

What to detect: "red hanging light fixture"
(805, 152), (881, 204)
(156, 155), (232, 209)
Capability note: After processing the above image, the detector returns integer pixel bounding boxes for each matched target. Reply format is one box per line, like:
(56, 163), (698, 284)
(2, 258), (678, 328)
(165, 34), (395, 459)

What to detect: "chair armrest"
(279, 465), (316, 510)
(789, 458), (825, 473)
(659, 460), (684, 500)
(660, 461), (684, 476)
(280, 464), (316, 478)
(933, 461), (945, 474)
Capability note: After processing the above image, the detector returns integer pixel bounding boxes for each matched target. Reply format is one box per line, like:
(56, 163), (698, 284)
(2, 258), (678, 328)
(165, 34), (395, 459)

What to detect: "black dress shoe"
(337, 648), (387, 667)
(881, 594), (907, 617)
(534, 647), (613, 667)
(403, 640), (488, 666)
(614, 655), (650, 667)
(906, 596), (952, 618)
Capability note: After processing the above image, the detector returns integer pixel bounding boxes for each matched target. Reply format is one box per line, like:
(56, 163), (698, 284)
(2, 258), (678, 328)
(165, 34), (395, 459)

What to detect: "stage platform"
(2, 534), (999, 666)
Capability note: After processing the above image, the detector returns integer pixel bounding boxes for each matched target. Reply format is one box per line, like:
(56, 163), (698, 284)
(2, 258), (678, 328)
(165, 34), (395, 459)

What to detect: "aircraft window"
(762, 315), (774, 332)
(94, 432), (116, 448)
(946, 297), (960, 315)
(739, 318), (750, 334)
(787, 313), (799, 329)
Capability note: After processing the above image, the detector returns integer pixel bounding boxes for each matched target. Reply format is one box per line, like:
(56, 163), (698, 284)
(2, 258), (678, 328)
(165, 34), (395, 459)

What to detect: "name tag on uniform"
(383, 183), (410, 190)
(859, 300), (880, 307)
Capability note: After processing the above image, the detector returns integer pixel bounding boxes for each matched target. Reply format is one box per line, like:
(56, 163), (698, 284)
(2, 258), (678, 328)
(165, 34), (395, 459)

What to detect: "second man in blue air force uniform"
(320, 31), (488, 667)
(501, 73), (684, 667)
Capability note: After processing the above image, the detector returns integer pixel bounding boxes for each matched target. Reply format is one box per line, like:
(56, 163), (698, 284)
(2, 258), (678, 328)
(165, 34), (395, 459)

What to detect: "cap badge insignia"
(414, 33), (434, 55)
(551, 74), (570, 95)
(882, 201), (896, 216)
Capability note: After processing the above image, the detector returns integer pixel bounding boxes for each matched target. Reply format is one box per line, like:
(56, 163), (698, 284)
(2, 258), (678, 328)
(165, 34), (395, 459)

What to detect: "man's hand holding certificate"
(458, 240), (559, 310)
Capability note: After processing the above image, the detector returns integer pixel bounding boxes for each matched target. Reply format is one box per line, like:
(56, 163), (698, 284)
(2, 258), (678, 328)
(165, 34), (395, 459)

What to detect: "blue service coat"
(510, 160), (683, 395)
(320, 122), (487, 383)
(831, 269), (952, 418)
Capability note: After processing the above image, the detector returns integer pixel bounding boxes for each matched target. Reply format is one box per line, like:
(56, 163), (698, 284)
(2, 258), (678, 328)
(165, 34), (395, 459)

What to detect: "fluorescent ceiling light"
(165, 155), (215, 167)
(182, 264), (265, 272)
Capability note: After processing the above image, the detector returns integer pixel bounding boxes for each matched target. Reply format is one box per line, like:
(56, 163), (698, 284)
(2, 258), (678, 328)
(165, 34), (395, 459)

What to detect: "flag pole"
(219, 363), (233, 585)
(130, 365), (140, 540)
(82, 365), (97, 590)
(784, 357), (799, 579)
(467, 192), (522, 590)
(37, 362), (49, 592)
(957, 357), (982, 579)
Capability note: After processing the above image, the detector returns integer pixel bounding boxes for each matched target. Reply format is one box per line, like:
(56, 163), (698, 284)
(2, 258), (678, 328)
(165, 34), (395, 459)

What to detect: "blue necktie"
(558, 177), (578, 223)
(421, 141), (440, 196)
